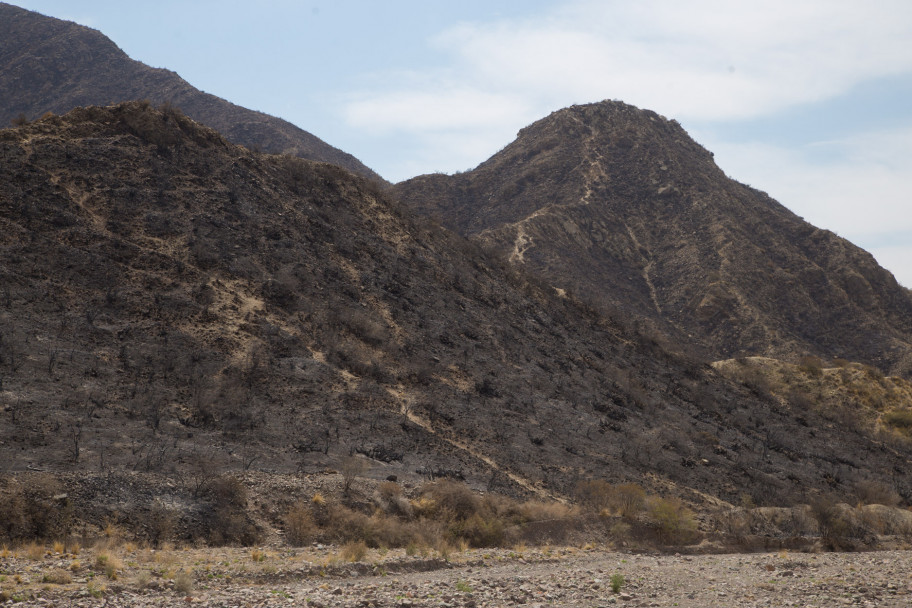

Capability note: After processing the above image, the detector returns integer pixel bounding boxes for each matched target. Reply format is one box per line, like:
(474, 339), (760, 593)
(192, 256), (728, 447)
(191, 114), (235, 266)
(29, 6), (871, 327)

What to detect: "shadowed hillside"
(1, 103), (910, 516)
(0, 2), (382, 181)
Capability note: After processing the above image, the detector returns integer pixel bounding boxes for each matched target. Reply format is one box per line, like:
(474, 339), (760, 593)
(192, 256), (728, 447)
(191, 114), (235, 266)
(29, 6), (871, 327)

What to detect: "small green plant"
(86, 580), (105, 598)
(456, 580), (473, 593)
(610, 573), (625, 593)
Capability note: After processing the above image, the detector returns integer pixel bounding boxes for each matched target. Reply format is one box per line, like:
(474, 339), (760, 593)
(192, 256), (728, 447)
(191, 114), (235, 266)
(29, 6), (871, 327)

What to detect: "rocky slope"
(2, 103), (911, 510)
(393, 101), (912, 376)
(0, 2), (381, 181)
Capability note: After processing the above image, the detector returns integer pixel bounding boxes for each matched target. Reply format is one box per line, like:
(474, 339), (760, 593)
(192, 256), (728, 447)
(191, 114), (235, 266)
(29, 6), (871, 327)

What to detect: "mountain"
(3, 103), (911, 511)
(392, 101), (912, 377)
(0, 2), (382, 181)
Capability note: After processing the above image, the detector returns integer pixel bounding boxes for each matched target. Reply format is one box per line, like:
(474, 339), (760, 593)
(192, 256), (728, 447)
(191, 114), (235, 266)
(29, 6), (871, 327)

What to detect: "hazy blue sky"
(12, 1), (912, 287)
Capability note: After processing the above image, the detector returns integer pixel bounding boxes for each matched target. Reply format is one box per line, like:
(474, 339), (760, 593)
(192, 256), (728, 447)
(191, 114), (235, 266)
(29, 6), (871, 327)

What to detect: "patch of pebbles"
(4, 548), (911, 607)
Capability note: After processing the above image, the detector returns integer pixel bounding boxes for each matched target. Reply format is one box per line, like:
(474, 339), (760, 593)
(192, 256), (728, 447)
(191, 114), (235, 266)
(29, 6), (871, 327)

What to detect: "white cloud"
(344, 86), (532, 134)
(344, 0), (912, 139)
(339, 0), (912, 283)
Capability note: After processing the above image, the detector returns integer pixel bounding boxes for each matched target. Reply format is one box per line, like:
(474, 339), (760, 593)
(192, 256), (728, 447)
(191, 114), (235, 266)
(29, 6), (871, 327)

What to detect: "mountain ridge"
(0, 2), (382, 181)
(393, 100), (912, 376)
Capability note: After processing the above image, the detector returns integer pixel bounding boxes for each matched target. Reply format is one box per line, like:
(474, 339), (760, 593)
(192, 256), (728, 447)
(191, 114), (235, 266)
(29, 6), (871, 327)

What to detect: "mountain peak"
(394, 101), (912, 374)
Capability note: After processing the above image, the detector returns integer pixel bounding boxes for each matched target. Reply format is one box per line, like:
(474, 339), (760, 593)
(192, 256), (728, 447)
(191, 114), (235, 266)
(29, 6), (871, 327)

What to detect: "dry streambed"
(2, 544), (912, 607)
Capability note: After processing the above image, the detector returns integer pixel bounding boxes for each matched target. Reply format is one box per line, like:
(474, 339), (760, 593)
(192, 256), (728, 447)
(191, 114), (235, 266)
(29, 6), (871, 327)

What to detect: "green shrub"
(649, 497), (698, 544)
(613, 484), (647, 518)
(449, 513), (505, 548)
(419, 480), (480, 521)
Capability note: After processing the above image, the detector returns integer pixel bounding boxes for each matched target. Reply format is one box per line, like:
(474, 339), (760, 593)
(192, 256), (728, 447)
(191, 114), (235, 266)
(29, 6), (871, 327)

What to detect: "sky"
(12, 0), (912, 287)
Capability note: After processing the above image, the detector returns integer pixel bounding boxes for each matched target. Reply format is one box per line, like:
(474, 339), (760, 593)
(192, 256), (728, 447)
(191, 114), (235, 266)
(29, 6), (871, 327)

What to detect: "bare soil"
(2, 544), (911, 607)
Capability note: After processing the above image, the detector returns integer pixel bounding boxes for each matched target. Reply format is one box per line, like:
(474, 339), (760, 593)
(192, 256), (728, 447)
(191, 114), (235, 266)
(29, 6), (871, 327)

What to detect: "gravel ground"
(3, 546), (912, 607)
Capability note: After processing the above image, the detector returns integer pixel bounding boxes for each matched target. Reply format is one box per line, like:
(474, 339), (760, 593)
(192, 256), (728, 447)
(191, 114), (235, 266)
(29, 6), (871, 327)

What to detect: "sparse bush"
(575, 479), (613, 512)
(648, 497), (698, 544)
(340, 540), (368, 562)
(283, 501), (315, 546)
(24, 541), (45, 560)
(853, 480), (901, 507)
(42, 568), (72, 584)
(200, 475), (262, 545)
(374, 481), (413, 518)
(608, 520), (631, 540)
(449, 513), (505, 548)
(148, 501), (176, 547)
(418, 480), (480, 521)
(610, 573), (625, 593)
(0, 476), (73, 542)
(341, 456), (369, 495)
(884, 408), (912, 433)
(810, 497), (850, 549)
(94, 553), (121, 579)
(173, 570), (194, 595)
(134, 569), (152, 589)
(798, 356), (824, 378)
(613, 484), (647, 518)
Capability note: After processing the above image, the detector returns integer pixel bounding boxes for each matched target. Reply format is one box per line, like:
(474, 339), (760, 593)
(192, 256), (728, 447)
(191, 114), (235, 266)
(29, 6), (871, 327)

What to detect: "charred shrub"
(147, 500), (177, 547)
(0, 475), (73, 542)
(199, 475), (262, 545)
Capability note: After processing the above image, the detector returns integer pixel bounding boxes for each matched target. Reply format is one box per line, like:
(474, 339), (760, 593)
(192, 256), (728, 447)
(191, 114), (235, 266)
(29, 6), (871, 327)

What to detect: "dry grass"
(94, 552), (123, 579)
(713, 356), (912, 438)
(41, 568), (72, 584)
(339, 540), (368, 562)
(24, 542), (45, 560)
(173, 570), (194, 595)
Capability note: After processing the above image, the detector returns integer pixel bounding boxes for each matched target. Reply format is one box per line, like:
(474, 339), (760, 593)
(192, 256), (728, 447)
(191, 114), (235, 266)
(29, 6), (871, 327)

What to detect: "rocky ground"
(2, 543), (911, 607)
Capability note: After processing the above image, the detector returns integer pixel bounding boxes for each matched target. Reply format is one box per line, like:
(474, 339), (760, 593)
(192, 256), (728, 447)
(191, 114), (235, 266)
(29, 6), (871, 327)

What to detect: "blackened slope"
(1, 102), (910, 509)
(393, 101), (912, 375)
(0, 2), (382, 181)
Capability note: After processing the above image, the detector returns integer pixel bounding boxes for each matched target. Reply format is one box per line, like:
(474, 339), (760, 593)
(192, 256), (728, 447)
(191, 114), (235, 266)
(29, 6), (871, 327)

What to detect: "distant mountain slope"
(0, 2), (382, 181)
(3, 102), (910, 507)
(393, 101), (912, 376)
